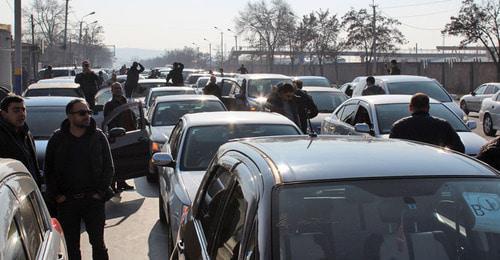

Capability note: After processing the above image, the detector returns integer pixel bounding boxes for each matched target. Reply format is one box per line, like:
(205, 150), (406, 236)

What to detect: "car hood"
(34, 139), (48, 170)
(179, 171), (206, 203)
(150, 125), (175, 143)
(444, 102), (466, 120)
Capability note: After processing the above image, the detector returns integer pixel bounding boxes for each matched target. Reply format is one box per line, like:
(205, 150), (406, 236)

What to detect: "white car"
(0, 158), (68, 260)
(351, 75), (466, 120)
(23, 81), (84, 98)
(145, 86), (196, 109)
(460, 83), (500, 114)
(479, 90), (500, 136)
(322, 95), (486, 156)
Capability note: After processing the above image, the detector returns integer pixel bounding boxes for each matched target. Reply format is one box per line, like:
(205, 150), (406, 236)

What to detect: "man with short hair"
(390, 93), (465, 153)
(387, 59), (401, 75)
(45, 98), (113, 260)
(75, 61), (99, 111)
(203, 75), (222, 99)
(125, 61), (145, 100)
(362, 76), (385, 96)
(0, 95), (42, 186)
(237, 64), (248, 74)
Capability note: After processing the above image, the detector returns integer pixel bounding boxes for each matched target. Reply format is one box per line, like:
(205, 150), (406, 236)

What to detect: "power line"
(383, 0), (453, 9)
(391, 10), (454, 18)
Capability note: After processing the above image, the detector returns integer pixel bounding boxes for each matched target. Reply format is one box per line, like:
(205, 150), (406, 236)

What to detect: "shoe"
(117, 181), (134, 191)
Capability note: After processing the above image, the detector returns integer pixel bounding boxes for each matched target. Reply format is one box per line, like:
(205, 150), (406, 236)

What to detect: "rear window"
(308, 91), (348, 113)
(27, 106), (66, 138)
(248, 78), (292, 98)
(24, 88), (82, 97)
(148, 90), (196, 106)
(300, 78), (330, 87)
(133, 82), (166, 98)
(387, 81), (452, 102)
(152, 100), (225, 126)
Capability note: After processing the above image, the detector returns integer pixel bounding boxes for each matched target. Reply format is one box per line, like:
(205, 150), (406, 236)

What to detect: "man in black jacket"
(390, 93), (465, 153)
(75, 61), (99, 111)
(203, 75), (222, 99)
(0, 95), (42, 186)
(166, 62), (184, 86)
(125, 61), (145, 100)
(45, 98), (114, 260)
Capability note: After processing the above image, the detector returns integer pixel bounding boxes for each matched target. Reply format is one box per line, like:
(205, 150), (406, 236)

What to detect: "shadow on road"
(134, 176), (160, 198)
(148, 220), (170, 259)
(105, 198), (145, 227)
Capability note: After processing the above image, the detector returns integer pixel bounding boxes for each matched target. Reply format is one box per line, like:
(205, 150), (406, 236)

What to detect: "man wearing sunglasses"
(45, 98), (114, 260)
(75, 60), (99, 111)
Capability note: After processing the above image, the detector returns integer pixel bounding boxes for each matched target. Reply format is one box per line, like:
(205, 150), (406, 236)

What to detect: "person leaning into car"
(45, 98), (114, 260)
(389, 93), (465, 153)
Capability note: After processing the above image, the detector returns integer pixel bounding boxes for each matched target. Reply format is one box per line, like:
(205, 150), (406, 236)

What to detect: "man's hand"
(56, 195), (66, 204)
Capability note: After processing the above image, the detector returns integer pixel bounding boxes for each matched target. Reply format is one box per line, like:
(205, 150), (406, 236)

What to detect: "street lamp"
(214, 26), (224, 69)
(204, 38), (212, 70)
(79, 11), (95, 44)
(227, 28), (238, 52)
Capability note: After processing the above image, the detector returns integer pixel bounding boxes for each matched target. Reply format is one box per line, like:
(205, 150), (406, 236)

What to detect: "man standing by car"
(390, 93), (465, 153)
(45, 99), (113, 260)
(203, 75), (222, 99)
(237, 64), (248, 74)
(75, 61), (99, 111)
(386, 59), (401, 75)
(362, 76), (385, 96)
(104, 83), (135, 191)
(125, 61), (145, 101)
(0, 95), (42, 186)
(166, 62), (184, 86)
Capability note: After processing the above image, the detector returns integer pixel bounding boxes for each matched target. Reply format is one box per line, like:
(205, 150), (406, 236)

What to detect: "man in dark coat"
(362, 76), (385, 96)
(477, 137), (500, 171)
(125, 62), (145, 99)
(237, 64), (248, 74)
(387, 59), (401, 75)
(203, 75), (222, 99)
(45, 98), (113, 260)
(166, 62), (184, 86)
(390, 93), (465, 153)
(75, 61), (99, 111)
(0, 95), (42, 186)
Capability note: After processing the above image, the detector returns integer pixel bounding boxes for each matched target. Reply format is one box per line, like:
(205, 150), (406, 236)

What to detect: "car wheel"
(460, 100), (469, 115)
(147, 173), (158, 183)
(483, 114), (497, 137)
(159, 193), (167, 223)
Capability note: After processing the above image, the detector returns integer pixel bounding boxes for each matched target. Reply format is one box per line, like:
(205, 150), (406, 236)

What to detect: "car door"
(220, 79), (241, 111)
(328, 101), (361, 135)
(470, 84), (488, 111)
(102, 102), (151, 180)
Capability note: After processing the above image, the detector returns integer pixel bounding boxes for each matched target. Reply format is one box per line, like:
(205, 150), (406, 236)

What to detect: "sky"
(0, 0), (466, 53)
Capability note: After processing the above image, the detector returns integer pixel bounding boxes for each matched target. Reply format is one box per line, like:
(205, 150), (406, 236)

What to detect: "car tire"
(460, 100), (469, 115)
(483, 114), (497, 137)
(147, 173), (158, 183)
(159, 193), (167, 224)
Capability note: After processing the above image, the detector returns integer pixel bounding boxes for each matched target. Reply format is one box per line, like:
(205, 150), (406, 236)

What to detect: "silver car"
(460, 83), (500, 114)
(0, 158), (67, 260)
(154, 111), (302, 253)
(303, 86), (348, 133)
(479, 90), (500, 136)
(322, 95), (486, 156)
(145, 87), (197, 109)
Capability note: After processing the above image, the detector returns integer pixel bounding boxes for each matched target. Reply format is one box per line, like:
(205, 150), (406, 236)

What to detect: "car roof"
(227, 135), (498, 183)
(154, 94), (220, 103)
(356, 75), (434, 83)
(38, 76), (75, 83)
(351, 94), (440, 105)
(484, 82), (500, 86)
(303, 86), (342, 93)
(187, 73), (211, 77)
(182, 111), (297, 127)
(27, 82), (80, 89)
(138, 79), (165, 83)
(24, 96), (75, 107)
(0, 159), (29, 182)
(150, 87), (194, 92)
(294, 76), (328, 79)
(236, 73), (291, 80)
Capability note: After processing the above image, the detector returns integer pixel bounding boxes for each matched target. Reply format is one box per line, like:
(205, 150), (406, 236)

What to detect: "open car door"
(102, 102), (151, 180)
(220, 79), (244, 111)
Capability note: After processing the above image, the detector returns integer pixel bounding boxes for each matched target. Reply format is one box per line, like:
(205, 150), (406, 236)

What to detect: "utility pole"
(63, 0), (69, 64)
(370, 0), (377, 74)
(204, 38), (212, 70)
(31, 15), (37, 81)
(214, 27), (224, 70)
(14, 0), (22, 94)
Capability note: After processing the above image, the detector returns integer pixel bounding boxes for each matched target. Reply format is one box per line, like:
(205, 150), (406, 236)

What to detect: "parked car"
(221, 74), (292, 111)
(303, 86), (348, 133)
(0, 158), (68, 260)
(23, 82), (85, 98)
(145, 87), (197, 109)
(153, 111), (302, 252)
(146, 95), (227, 182)
(185, 73), (211, 86)
(168, 135), (500, 259)
(293, 76), (332, 88)
(460, 83), (500, 114)
(351, 75), (466, 120)
(479, 90), (500, 136)
(321, 95), (486, 156)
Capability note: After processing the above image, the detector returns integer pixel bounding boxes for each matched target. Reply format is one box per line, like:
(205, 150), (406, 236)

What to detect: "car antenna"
(307, 118), (317, 138)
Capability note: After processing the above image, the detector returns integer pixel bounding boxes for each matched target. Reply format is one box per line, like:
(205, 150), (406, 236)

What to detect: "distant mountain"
(114, 48), (165, 67)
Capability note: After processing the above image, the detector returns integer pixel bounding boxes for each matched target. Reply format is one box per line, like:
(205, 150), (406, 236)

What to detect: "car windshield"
(186, 75), (207, 84)
(96, 88), (112, 106)
(181, 124), (299, 171)
(308, 91), (348, 113)
(197, 78), (209, 89)
(26, 106), (66, 138)
(24, 88), (81, 97)
(148, 90), (196, 106)
(248, 79), (291, 98)
(274, 177), (500, 260)
(300, 78), (330, 87)
(376, 103), (469, 134)
(132, 83), (166, 98)
(387, 81), (452, 102)
(152, 100), (225, 126)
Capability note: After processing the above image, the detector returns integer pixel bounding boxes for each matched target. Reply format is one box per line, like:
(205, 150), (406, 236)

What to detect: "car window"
(26, 106), (67, 139)
(475, 85), (487, 95)
(335, 106), (345, 118)
(386, 81), (452, 102)
(484, 86), (497, 95)
(221, 82), (234, 96)
(308, 91), (348, 113)
(17, 194), (44, 259)
(27, 192), (50, 233)
(148, 89), (196, 106)
(24, 88), (81, 97)
(352, 104), (372, 126)
(152, 100), (225, 126)
(5, 220), (28, 260)
(213, 183), (248, 259)
(247, 79), (292, 98)
(169, 120), (184, 159)
(300, 78), (330, 87)
(340, 104), (358, 124)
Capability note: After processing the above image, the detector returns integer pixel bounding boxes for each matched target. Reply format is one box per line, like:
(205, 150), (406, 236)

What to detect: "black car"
(167, 135), (500, 259)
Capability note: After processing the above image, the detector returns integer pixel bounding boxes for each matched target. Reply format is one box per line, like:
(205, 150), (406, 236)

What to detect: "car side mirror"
(354, 123), (371, 134)
(152, 152), (176, 168)
(466, 120), (477, 130)
(109, 127), (126, 138)
(471, 92), (476, 96)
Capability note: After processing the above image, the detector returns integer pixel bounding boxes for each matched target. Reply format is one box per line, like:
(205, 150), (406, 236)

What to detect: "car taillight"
(151, 142), (161, 153)
(51, 218), (64, 235)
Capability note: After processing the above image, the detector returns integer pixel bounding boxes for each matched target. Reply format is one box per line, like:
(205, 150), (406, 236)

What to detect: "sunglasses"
(70, 110), (93, 116)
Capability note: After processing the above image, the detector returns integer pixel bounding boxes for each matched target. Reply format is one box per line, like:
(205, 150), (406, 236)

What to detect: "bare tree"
(235, 0), (295, 72)
(23, 0), (66, 47)
(342, 8), (406, 74)
(443, 0), (500, 81)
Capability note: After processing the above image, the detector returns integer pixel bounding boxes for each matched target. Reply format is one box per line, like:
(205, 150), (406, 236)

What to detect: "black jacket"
(477, 137), (500, 171)
(362, 85), (385, 96)
(203, 83), (222, 99)
(0, 117), (42, 186)
(103, 96), (137, 131)
(75, 72), (99, 104)
(125, 63), (145, 97)
(266, 90), (318, 133)
(44, 118), (114, 199)
(166, 64), (184, 86)
(389, 112), (465, 153)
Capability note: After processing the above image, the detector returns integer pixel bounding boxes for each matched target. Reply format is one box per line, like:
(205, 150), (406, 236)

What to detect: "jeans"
(58, 197), (108, 260)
